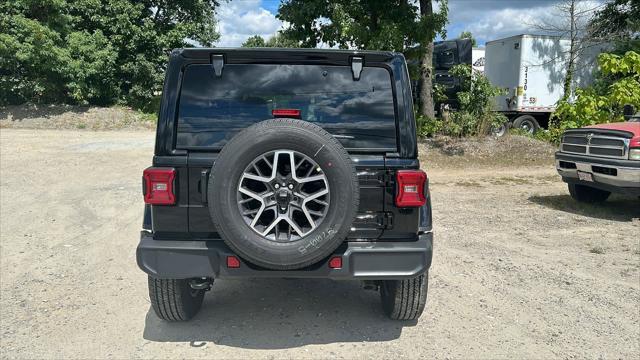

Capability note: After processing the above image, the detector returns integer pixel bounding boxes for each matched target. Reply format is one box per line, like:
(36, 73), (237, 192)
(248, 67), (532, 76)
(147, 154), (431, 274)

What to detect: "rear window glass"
(176, 64), (397, 150)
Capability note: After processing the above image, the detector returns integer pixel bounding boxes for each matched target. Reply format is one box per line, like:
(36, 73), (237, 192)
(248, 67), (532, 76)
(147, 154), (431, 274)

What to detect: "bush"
(549, 51), (640, 142)
(417, 64), (506, 137)
(0, 0), (219, 108)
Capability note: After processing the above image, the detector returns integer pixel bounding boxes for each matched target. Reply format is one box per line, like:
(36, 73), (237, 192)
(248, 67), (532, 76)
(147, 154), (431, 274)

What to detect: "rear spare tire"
(208, 119), (359, 270)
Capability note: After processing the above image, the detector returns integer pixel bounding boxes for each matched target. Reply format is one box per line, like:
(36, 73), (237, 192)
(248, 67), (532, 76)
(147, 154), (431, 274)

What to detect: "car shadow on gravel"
(143, 278), (412, 349)
(528, 194), (640, 222)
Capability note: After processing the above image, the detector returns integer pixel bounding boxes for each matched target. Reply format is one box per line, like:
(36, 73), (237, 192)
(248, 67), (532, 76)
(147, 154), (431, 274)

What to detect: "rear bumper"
(137, 232), (433, 280)
(555, 152), (640, 195)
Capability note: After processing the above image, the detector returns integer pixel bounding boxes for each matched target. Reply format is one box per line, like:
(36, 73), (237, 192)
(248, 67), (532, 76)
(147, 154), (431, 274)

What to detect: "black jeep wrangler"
(137, 48), (433, 321)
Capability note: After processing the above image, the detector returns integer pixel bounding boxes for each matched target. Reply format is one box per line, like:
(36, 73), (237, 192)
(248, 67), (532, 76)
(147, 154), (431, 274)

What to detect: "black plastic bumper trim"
(555, 152), (640, 168)
(137, 232), (433, 280)
(561, 177), (640, 196)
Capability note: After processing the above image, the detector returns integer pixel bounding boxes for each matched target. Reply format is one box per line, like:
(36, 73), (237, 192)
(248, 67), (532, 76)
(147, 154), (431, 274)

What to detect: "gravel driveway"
(1, 129), (638, 358)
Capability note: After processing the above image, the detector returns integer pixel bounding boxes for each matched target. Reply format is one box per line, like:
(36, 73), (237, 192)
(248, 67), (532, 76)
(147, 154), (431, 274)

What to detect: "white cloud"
(216, 0), (284, 47)
(446, 0), (603, 46)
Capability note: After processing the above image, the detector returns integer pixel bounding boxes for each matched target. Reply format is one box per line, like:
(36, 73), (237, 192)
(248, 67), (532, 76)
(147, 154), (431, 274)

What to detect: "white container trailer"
(485, 34), (605, 133)
(472, 47), (485, 74)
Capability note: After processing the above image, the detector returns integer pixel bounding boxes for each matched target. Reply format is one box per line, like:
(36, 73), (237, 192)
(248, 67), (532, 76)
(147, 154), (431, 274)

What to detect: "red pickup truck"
(555, 114), (640, 203)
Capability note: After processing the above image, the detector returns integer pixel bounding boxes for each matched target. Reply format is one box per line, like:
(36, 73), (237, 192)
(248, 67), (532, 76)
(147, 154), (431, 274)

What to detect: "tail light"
(226, 256), (241, 268)
(143, 167), (176, 205)
(328, 256), (342, 269)
(395, 170), (427, 207)
(272, 108), (301, 118)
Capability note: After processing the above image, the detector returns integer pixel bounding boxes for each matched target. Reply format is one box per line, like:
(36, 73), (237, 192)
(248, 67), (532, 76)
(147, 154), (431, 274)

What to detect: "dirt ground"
(0, 104), (156, 131)
(1, 129), (639, 359)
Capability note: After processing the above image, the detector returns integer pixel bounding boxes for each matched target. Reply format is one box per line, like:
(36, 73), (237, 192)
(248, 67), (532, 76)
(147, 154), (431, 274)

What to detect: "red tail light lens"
(272, 108), (301, 118)
(328, 256), (342, 269)
(226, 256), (241, 268)
(143, 167), (176, 205)
(395, 170), (427, 207)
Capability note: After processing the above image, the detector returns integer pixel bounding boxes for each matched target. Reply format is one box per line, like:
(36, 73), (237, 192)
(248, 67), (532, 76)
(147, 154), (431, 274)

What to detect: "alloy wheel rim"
(236, 150), (330, 242)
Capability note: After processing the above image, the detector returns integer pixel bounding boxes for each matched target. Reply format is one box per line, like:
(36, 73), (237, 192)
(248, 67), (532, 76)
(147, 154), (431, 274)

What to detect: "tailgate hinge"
(378, 171), (393, 186)
(199, 169), (210, 203)
(351, 56), (363, 80)
(211, 54), (224, 77)
(377, 212), (393, 229)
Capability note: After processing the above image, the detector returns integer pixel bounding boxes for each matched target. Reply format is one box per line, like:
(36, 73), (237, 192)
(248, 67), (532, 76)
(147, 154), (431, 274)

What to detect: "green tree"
(589, 0), (640, 39)
(530, 0), (603, 100)
(447, 64), (505, 136)
(549, 51), (640, 142)
(242, 32), (299, 48)
(265, 32), (300, 48)
(589, 0), (640, 55)
(277, 0), (448, 118)
(0, 0), (220, 108)
(416, 64), (505, 137)
(242, 35), (267, 47)
(459, 31), (476, 47)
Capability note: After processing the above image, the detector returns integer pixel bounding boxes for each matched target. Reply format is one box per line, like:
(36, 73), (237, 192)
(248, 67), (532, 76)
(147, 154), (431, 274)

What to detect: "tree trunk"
(418, 0), (435, 119)
(563, 0), (577, 99)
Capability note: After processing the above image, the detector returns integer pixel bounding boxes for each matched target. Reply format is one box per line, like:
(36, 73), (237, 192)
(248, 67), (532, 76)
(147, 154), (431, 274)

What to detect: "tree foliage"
(242, 35), (267, 48)
(241, 32), (300, 48)
(0, 0), (219, 108)
(548, 51), (640, 142)
(459, 31), (476, 47)
(589, 0), (640, 39)
(277, 0), (449, 118)
(529, 0), (603, 100)
(418, 64), (506, 137)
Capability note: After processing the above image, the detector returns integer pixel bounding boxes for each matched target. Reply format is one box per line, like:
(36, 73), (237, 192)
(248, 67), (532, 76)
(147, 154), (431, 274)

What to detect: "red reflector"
(226, 256), (241, 268)
(328, 256), (342, 269)
(395, 170), (427, 207)
(143, 167), (176, 205)
(272, 108), (301, 118)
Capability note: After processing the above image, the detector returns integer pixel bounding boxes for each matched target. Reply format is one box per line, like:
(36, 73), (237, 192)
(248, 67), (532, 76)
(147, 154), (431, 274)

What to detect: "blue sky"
(216, 0), (600, 47)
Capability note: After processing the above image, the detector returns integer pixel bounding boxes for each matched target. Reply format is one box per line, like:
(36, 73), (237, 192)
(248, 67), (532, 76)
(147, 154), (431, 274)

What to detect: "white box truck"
(484, 34), (607, 133)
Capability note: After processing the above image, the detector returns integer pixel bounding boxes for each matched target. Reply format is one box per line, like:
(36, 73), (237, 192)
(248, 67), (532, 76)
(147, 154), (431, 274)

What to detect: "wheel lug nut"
(288, 184), (293, 189)
(274, 184), (280, 189)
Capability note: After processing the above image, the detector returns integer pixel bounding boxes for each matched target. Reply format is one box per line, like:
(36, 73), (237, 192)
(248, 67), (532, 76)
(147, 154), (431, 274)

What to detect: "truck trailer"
(484, 34), (608, 133)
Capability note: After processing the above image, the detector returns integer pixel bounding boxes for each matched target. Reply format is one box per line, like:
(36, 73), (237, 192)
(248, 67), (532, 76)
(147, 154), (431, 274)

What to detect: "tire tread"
(148, 277), (204, 321)
(380, 272), (428, 320)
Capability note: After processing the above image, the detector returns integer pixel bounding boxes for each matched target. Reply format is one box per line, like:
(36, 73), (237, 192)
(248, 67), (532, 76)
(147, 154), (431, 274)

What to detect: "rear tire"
(512, 115), (540, 134)
(568, 183), (610, 203)
(380, 272), (428, 320)
(148, 277), (206, 321)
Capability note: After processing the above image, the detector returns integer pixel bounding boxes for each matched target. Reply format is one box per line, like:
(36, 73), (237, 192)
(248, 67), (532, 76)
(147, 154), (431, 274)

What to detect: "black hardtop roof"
(175, 47), (401, 64)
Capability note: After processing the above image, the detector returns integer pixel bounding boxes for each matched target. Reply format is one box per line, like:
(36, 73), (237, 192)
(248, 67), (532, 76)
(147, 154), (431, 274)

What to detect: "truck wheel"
(208, 118), (359, 270)
(491, 122), (508, 137)
(148, 277), (206, 321)
(513, 115), (540, 134)
(380, 272), (428, 320)
(568, 183), (610, 203)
